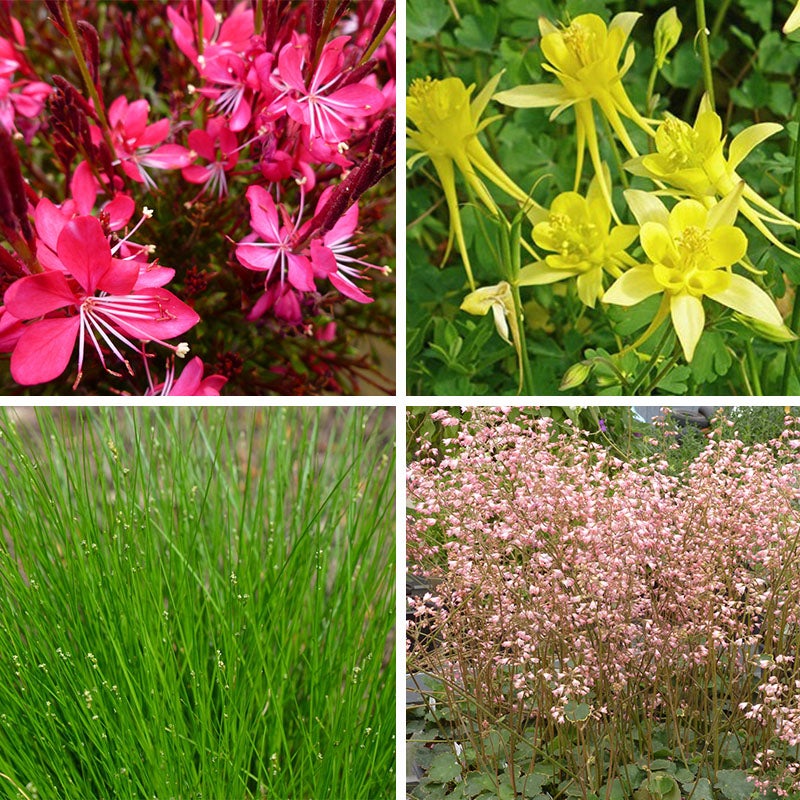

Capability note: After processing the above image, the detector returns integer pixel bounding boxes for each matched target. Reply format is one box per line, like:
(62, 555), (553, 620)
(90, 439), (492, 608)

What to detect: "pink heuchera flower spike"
(271, 35), (384, 144)
(235, 184), (315, 292)
(4, 215), (199, 387)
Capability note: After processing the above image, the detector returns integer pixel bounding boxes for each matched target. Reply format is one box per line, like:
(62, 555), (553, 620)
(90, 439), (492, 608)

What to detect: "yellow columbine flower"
(407, 74), (541, 289)
(602, 187), (783, 362)
(460, 281), (524, 390)
(626, 94), (800, 256)
(493, 13), (655, 209)
(517, 171), (638, 307)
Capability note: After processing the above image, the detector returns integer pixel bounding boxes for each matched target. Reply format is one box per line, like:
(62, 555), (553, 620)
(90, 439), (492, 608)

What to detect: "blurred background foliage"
(407, 0), (800, 395)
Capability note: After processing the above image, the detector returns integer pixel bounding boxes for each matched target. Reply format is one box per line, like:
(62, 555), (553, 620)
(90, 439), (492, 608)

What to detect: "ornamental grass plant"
(407, 407), (800, 799)
(0, 406), (395, 799)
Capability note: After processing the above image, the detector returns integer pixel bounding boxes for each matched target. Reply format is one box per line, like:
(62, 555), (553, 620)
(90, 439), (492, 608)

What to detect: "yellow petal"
(576, 268), (603, 308)
(624, 189), (670, 227)
(472, 71), (505, 124)
(669, 199), (708, 235)
(610, 11), (642, 40)
(707, 226), (747, 266)
(707, 273), (784, 327)
(729, 123), (782, 170)
(784, 2), (800, 34)
(706, 183), (744, 229)
(640, 222), (674, 264)
(460, 282), (511, 316)
(670, 292), (705, 361)
(517, 261), (575, 286)
(493, 84), (572, 109)
(603, 266), (663, 305)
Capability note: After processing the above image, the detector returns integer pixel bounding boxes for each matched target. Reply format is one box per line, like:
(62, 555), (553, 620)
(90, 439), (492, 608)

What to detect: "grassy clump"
(0, 407), (394, 799)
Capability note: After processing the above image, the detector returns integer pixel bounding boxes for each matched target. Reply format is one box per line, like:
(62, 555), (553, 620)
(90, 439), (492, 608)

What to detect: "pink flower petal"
(104, 194), (135, 230)
(138, 118), (171, 148)
(123, 99), (150, 140)
(70, 161), (98, 216)
(10, 316), (80, 385)
(111, 288), (199, 341)
(34, 198), (68, 252)
(236, 243), (279, 273)
(245, 185), (281, 241)
(276, 41), (307, 92)
(187, 128), (216, 160)
(57, 216), (112, 294)
(287, 253), (315, 292)
(326, 84), (385, 116)
(4, 270), (76, 318)
(140, 144), (193, 170)
(329, 271), (372, 304)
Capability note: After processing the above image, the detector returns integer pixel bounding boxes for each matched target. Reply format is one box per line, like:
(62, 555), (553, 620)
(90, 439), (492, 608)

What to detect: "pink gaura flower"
(247, 281), (303, 325)
(182, 117), (241, 198)
(146, 355), (227, 396)
(4, 216), (199, 387)
(98, 97), (193, 189)
(167, 0), (254, 67)
(270, 34), (384, 144)
(235, 184), (315, 292)
(309, 188), (388, 303)
(0, 76), (51, 134)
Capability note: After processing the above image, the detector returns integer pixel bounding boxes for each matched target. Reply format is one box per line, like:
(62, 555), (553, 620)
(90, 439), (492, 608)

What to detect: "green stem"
(253, 0), (263, 37)
(360, 12), (396, 66)
(643, 349), (682, 394)
(628, 321), (672, 394)
(745, 339), (762, 394)
(511, 281), (536, 395)
(695, 0), (715, 109)
(599, 113), (630, 190)
(645, 64), (659, 117)
(59, 1), (117, 164)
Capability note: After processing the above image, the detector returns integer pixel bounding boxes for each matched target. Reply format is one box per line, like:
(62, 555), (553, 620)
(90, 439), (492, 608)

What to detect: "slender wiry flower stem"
(360, 12), (396, 65)
(695, 0), (715, 108)
(628, 322), (672, 395)
(253, 0), (263, 37)
(745, 339), (762, 394)
(599, 113), (630, 190)
(58, 1), (117, 163)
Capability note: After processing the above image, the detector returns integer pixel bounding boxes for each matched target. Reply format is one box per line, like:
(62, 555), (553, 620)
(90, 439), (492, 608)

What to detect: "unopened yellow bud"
(654, 7), (682, 69)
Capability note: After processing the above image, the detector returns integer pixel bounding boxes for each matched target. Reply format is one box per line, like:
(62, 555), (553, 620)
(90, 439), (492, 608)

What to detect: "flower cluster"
(408, 5), (798, 394)
(408, 408), (800, 796)
(0, 0), (395, 394)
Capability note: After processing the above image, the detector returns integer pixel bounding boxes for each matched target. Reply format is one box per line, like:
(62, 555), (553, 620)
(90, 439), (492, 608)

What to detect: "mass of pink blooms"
(0, 0), (395, 394)
(407, 409), (800, 796)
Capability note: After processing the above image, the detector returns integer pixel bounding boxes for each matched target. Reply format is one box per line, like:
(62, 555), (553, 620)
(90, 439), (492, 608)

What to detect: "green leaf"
(655, 364), (691, 394)
(521, 772), (549, 797)
(633, 772), (680, 800)
(715, 769), (755, 800)
(682, 777), (714, 800)
(758, 31), (800, 74)
(690, 331), (733, 383)
(455, 9), (499, 52)
(427, 752), (463, 784)
(407, 0), (451, 41)
(739, 0), (774, 31)
(599, 778), (625, 800)
(564, 700), (591, 722)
